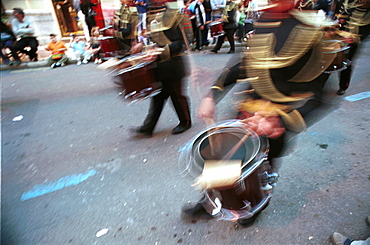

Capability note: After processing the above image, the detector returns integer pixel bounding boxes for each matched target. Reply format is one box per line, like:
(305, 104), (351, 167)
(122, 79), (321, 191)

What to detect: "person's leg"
(226, 28), (236, 52)
(140, 90), (169, 133)
(13, 38), (28, 54)
(83, 50), (92, 62)
(168, 79), (191, 133)
(75, 50), (82, 63)
(195, 27), (202, 50)
(338, 42), (358, 95)
(0, 41), (12, 64)
(211, 35), (224, 52)
(57, 54), (68, 65)
(5, 40), (21, 62)
(27, 37), (39, 61)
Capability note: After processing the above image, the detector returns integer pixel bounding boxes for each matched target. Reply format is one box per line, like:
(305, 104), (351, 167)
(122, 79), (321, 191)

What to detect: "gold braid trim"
(247, 25), (322, 69)
(347, 8), (370, 38)
(277, 109), (307, 133)
(159, 44), (171, 62)
(245, 25), (324, 102)
(148, 10), (182, 46)
(254, 21), (282, 28)
(289, 39), (341, 82)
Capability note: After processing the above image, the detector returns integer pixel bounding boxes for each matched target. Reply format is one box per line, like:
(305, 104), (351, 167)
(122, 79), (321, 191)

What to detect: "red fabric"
(91, 0), (105, 28)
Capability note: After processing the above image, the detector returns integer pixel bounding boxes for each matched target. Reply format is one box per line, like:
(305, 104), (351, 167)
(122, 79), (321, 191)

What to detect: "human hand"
(130, 42), (143, 54)
(142, 48), (158, 62)
(197, 97), (216, 123)
(241, 113), (285, 138)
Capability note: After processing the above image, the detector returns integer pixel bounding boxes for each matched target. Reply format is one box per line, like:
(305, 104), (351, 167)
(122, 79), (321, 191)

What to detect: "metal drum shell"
(323, 40), (351, 73)
(114, 61), (161, 101)
(179, 120), (269, 179)
(98, 37), (121, 58)
(209, 21), (224, 37)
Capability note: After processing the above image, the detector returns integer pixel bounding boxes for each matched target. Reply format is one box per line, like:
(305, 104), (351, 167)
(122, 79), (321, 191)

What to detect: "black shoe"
(210, 49), (218, 54)
(337, 89), (346, 95)
(182, 202), (213, 220)
(227, 50), (235, 54)
(171, 123), (191, 135)
(131, 127), (153, 137)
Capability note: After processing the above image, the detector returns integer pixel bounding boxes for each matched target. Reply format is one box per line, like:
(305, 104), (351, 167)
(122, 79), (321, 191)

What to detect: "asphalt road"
(1, 40), (370, 245)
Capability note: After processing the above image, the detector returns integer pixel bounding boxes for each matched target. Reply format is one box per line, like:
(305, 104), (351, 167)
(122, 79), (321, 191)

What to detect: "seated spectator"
(70, 35), (92, 65)
(11, 8), (39, 61)
(1, 20), (21, 65)
(45, 34), (68, 68)
(89, 26), (102, 64)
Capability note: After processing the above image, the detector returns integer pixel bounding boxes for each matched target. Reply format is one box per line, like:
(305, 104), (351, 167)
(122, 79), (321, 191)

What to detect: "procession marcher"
(11, 8), (39, 61)
(331, 0), (370, 95)
(210, 0), (226, 43)
(114, 0), (139, 52)
(182, 0), (337, 227)
(130, 3), (192, 137)
(210, 0), (238, 53)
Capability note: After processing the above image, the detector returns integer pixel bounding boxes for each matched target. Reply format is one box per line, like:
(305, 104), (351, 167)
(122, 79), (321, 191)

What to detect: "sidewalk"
(0, 41), (242, 71)
(0, 46), (78, 71)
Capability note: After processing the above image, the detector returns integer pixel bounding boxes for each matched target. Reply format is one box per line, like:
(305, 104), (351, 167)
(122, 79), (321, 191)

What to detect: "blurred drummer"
(114, 0), (139, 51)
(131, 3), (192, 137)
(331, 0), (370, 95)
(210, 0), (238, 54)
(182, 0), (335, 226)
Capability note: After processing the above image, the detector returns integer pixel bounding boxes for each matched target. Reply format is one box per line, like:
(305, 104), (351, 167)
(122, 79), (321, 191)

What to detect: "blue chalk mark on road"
(345, 91), (370, 102)
(21, 169), (98, 201)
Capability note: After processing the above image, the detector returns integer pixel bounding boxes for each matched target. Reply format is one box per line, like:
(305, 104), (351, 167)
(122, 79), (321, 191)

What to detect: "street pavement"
(1, 40), (370, 245)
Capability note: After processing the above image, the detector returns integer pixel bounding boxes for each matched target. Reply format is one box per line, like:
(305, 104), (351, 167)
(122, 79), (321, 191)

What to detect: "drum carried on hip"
(179, 120), (278, 221)
(98, 37), (124, 59)
(113, 54), (161, 103)
(323, 40), (351, 73)
(209, 22), (224, 37)
(99, 25), (115, 36)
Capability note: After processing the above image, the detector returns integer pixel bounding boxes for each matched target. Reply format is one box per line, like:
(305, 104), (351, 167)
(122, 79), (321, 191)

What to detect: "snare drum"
(179, 120), (277, 221)
(99, 25), (115, 36)
(323, 40), (351, 73)
(114, 56), (161, 102)
(209, 22), (224, 37)
(98, 37), (120, 58)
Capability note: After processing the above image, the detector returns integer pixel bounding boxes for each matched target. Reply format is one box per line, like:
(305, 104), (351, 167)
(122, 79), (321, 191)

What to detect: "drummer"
(182, 0), (335, 227)
(130, 2), (192, 137)
(331, 0), (370, 95)
(114, 0), (139, 51)
(210, 0), (238, 54)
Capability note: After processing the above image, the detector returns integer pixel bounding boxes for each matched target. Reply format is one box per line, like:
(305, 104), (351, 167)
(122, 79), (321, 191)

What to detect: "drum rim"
(190, 121), (262, 172)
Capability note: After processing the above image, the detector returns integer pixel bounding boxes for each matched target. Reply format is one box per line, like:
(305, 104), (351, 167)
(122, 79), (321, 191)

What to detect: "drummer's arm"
(197, 62), (243, 122)
(156, 26), (184, 62)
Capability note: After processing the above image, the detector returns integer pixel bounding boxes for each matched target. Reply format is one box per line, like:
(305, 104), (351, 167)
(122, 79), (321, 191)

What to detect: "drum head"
(179, 120), (266, 178)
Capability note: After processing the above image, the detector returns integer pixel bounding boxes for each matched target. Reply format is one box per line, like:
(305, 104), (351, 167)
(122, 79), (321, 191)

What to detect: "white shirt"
(11, 16), (36, 38)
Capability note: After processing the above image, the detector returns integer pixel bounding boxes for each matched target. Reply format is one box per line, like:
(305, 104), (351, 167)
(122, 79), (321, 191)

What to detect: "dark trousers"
(14, 37), (39, 60)
(141, 79), (191, 132)
(213, 28), (236, 52)
(338, 23), (370, 90)
(195, 26), (204, 50)
(1, 39), (20, 61)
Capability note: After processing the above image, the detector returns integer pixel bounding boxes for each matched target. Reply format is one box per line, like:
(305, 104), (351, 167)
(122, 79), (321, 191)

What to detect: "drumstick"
(221, 133), (251, 161)
(204, 118), (220, 156)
